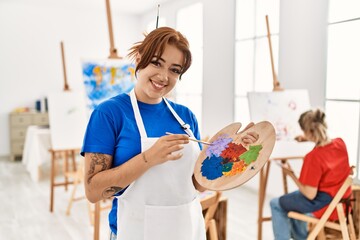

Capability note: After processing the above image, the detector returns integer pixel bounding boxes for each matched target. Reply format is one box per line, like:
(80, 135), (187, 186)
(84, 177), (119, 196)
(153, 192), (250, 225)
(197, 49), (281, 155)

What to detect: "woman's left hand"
(231, 122), (259, 146)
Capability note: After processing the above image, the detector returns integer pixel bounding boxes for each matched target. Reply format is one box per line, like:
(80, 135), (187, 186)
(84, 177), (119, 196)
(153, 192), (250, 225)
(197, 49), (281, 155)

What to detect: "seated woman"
(269, 108), (352, 240)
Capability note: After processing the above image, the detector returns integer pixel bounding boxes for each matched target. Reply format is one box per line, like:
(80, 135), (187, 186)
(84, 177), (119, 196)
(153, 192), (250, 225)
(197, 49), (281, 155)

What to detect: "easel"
(256, 15), (303, 240)
(92, 1), (121, 239)
(105, 0), (121, 59)
(49, 42), (80, 212)
(265, 15), (283, 92)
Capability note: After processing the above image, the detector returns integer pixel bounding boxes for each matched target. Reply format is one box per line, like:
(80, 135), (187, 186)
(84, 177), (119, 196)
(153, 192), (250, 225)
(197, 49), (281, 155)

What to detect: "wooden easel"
(92, 1), (122, 239)
(265, 15), (283, 92)
(256, 16), (301, 240)
(49, 41), (81, 212)
(105, 0), (121, 59)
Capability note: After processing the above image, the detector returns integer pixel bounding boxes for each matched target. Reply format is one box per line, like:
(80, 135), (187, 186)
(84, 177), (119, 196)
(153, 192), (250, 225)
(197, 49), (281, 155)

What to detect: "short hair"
(127, 27), (192, 80)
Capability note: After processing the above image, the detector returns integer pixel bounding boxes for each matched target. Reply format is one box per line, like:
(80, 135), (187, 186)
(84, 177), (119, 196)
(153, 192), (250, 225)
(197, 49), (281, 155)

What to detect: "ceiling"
(4, 0), (170, 15)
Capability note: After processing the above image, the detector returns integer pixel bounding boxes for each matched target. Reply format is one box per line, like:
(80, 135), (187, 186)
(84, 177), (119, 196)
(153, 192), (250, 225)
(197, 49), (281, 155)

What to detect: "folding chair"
(201, 191), (222, 240)
(288, 176), (356, 240)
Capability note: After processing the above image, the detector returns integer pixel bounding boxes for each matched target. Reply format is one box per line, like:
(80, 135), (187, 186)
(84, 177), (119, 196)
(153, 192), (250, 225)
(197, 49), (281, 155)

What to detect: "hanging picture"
(82, 59), (136, 111)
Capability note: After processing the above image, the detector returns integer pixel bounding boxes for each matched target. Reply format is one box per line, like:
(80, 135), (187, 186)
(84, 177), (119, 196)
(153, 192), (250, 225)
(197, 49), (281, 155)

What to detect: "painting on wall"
(247, 89), (311, 141)
(82, 59), (136, 111)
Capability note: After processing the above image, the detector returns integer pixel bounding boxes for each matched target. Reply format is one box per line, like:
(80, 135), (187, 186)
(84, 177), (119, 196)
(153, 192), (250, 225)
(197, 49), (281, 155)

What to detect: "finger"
(240, 122), (255, 133)
(167, 152), (183, 161)
(163, 134), (189, 142)
(246, 131), (259, 140)
(242, 135), (257, 144)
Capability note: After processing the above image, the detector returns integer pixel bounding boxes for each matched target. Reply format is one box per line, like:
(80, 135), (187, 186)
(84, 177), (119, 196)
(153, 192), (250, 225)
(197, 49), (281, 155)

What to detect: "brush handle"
(165, 132), (212, 145)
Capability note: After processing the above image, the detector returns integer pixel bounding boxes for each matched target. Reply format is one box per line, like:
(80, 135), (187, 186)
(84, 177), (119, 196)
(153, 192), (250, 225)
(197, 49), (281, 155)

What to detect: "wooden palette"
(194, 121), (276, 191)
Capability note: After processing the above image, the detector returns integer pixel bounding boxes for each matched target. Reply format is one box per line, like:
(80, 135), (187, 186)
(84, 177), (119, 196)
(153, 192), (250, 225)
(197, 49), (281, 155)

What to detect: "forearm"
(84, 152), (153, 203)
(192, 175), (206, 192)
(288, 173), (317, 200)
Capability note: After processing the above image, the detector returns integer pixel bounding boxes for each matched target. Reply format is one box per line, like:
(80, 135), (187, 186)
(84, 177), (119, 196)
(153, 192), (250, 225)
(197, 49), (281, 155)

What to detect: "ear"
(135, 53), (141, 65)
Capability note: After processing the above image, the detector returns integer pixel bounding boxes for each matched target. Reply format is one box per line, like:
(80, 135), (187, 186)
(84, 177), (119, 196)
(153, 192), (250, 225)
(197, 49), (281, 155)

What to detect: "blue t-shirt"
(81, 93), (201, 234)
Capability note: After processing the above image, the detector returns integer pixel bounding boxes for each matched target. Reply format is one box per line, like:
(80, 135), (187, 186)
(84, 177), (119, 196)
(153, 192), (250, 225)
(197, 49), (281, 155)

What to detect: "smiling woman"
(81, 27), (206, 240)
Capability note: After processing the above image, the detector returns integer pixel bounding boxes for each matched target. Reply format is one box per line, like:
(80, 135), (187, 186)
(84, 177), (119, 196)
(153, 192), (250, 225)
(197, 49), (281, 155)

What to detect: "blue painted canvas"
(82, 59), (136, 111)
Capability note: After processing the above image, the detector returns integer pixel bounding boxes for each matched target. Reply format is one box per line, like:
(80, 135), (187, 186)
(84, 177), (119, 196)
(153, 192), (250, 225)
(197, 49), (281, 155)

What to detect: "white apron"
(116, 90), (206, 240)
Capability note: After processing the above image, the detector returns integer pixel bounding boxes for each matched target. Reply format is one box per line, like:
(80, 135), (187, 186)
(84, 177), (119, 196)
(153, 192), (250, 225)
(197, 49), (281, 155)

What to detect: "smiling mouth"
(150, 80), (166, 90)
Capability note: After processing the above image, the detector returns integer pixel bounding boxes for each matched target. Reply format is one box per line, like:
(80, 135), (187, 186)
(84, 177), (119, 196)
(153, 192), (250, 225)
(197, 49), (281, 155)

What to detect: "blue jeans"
(270, 191), (332, 240)
(270, 197), (308, 240)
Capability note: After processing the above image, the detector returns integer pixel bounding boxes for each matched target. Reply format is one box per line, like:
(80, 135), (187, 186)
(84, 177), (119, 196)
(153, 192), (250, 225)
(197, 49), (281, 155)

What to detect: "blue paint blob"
(201, 156), (224, 180)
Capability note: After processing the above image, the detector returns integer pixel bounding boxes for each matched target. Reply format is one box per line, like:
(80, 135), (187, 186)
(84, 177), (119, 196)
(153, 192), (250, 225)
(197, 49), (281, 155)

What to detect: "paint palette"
(194, 121), (276, 191)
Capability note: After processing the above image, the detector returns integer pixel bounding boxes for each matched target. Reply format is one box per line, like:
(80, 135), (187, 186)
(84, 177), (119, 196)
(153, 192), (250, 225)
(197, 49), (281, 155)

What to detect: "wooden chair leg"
(337, 204), (350, 240)
(66, 175), (79, 215)
(49, 150), (56, 212)
(348, 212), (356, 240)
(209, 219), (218, 240)
(317, 228), (326, 240)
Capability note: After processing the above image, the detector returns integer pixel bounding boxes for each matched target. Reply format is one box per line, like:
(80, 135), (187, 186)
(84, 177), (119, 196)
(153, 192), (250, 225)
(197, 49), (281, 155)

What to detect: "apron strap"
(130, 89), (147, 138)
(163, 98), (195, 138)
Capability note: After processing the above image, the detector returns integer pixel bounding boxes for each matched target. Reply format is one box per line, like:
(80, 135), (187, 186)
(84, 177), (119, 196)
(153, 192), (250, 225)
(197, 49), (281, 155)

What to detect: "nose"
(157, 69), (169, 82)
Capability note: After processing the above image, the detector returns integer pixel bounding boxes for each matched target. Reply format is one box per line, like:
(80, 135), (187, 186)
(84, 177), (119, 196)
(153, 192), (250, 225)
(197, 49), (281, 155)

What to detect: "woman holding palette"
(270, 108), (352, 240)
(81, 27), (258, 240)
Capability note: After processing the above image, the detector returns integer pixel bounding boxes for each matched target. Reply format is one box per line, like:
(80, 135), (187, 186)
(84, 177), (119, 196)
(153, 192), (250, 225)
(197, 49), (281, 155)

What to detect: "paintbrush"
(165, 132), (213, 145)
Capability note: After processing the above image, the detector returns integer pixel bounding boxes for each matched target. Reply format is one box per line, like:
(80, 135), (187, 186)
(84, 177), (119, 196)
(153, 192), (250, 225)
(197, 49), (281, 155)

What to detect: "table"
(257, 140), (314, 240)
(22, 125), (51, 181)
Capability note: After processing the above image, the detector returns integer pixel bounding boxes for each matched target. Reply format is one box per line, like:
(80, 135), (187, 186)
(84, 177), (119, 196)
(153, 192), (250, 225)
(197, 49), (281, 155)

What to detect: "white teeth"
(152, 81), (165, 88)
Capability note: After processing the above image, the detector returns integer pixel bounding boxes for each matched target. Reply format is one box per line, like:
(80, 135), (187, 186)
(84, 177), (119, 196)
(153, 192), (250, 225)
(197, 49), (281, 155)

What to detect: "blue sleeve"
(81, 109), (116, 156)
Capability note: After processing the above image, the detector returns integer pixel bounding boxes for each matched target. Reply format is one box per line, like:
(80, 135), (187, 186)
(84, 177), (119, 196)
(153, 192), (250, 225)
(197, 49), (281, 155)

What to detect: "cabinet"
(9, 112), (49, 161)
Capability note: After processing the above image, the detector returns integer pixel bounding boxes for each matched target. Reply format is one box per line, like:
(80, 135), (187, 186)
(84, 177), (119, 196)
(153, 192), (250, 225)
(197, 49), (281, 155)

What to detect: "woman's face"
(135, 44), (184, 104)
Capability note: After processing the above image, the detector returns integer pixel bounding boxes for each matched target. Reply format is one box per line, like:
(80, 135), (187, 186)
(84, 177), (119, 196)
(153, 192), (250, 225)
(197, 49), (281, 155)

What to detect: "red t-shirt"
(299, 138), (351, 220)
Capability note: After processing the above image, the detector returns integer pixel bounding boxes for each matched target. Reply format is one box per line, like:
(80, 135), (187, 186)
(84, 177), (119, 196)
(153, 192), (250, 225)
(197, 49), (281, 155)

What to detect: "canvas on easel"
(47, 91), (88, 151)
(248, 89), (311, 141)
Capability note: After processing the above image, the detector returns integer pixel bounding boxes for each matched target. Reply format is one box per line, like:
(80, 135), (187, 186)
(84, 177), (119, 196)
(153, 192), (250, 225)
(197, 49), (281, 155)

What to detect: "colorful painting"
(248, 90), (311, 141)
(82, 59), (136, 111)
(201, 134), (263, 180)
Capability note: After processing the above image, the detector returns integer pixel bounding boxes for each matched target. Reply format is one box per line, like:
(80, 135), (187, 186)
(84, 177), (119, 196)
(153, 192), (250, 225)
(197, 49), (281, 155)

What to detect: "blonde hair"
(127, 27), (192, 80)
(298, 108), (329, 146)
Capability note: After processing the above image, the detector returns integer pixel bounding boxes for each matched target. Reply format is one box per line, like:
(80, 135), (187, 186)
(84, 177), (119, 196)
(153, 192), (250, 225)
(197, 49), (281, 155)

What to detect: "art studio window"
(175, 3), (203, 130)
(326, 0), (360, 167)
(234, 0), (280, 124)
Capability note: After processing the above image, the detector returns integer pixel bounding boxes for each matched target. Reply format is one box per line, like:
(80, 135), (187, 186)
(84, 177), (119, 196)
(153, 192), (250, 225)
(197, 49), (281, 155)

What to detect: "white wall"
(0, 1), (140, 156)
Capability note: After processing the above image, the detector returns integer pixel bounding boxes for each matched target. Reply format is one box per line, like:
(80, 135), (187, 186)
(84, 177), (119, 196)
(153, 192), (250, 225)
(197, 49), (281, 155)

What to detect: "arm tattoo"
(102, 186), (123, 198)
(87, 153), (111, 184)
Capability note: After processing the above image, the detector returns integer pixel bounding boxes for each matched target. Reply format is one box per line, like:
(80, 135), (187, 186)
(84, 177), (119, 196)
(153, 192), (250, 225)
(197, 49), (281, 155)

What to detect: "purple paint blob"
(205, 134), (233, 157)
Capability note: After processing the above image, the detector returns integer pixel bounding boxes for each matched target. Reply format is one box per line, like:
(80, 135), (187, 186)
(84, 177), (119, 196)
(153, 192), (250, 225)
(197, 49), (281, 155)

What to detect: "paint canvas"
(47, 91), (88, 150)
(247, 89), (311, 141)
(82, 59), (136, 111)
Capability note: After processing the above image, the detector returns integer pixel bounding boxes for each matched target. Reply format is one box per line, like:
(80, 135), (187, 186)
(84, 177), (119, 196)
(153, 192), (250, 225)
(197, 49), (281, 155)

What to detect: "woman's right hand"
(144, 134), (190, 165)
